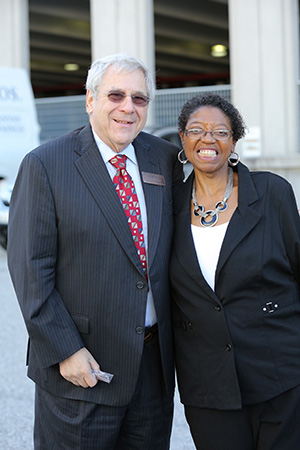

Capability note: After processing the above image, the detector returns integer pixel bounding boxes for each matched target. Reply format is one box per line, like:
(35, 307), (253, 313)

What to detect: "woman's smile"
(196, 148), (218, 157)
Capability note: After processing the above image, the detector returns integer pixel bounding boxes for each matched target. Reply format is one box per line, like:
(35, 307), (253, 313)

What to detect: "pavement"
(0, 246), (195, 449)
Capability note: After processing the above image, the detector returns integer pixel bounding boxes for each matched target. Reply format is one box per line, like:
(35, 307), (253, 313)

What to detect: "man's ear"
(86, 89), (94, 114)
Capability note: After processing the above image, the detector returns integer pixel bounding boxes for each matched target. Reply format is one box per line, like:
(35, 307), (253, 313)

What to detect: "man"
(7, 53), (182, 449)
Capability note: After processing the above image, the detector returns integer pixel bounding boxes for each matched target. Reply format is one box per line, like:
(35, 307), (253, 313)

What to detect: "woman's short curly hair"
(178, 93), (246, 142)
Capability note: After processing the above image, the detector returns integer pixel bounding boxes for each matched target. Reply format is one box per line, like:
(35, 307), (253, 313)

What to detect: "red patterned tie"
(110, 154), (147, 278)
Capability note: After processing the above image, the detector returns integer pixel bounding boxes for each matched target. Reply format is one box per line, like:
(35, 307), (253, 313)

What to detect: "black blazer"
(170, 162), (300, 410)
(8, 124), (182, 406)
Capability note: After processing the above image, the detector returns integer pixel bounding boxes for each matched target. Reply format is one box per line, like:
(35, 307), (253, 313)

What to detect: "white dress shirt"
(92, 130), (157, 326)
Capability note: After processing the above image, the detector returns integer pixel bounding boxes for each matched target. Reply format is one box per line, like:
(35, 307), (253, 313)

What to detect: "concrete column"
(89, 0), (155, 125)
(228, 0), (299, 160)
(0, 0), (30, 72)
(90, 0), (155, 73)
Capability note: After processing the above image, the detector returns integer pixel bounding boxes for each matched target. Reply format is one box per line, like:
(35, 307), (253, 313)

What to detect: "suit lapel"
(216, 163), (261, 279)
(73, 125), (144, 276)
(133, 134), (163, 270)
(174, 175), (219, 301)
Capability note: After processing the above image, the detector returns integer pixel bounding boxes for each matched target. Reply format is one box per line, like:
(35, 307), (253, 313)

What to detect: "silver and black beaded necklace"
(192, 167), (234, 228)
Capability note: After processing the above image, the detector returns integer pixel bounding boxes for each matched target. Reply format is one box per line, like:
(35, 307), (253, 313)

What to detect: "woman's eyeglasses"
(185, 128), (233, 141)
(99, 90), (150, 107)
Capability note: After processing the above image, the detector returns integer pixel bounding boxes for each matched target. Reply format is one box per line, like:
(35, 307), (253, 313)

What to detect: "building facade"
(1, 0), (300, 201)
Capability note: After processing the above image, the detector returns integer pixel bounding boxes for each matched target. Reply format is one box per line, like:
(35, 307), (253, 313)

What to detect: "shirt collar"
(92, 129), (137, 166)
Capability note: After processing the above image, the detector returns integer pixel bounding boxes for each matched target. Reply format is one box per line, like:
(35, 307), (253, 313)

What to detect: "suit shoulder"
(251, 169), (291, 189)
(250, 169), (294, 204)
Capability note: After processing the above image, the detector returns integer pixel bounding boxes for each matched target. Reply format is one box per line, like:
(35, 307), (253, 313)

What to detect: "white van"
(0, 67), (40, 249)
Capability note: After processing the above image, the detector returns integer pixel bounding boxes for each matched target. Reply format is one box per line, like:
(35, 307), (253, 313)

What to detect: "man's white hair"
(86, 53), (155, 100)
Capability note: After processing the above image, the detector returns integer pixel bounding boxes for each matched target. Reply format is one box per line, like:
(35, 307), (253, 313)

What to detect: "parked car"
(0, 179), (10, 249)
(145, 125), (193, 180)
(145, 125), (181, 147)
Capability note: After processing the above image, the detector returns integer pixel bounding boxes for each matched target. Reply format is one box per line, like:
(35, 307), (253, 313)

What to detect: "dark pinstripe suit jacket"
(7, 124), (182, 406)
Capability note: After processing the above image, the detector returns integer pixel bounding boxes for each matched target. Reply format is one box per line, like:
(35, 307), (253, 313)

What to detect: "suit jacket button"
(215, 305), (221, 311)
(136, 281), (145, 289)
(226, 344), (232, 351)
(136, 326), (144, 335)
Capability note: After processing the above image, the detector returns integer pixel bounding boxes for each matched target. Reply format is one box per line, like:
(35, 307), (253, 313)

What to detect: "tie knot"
(110, 154), (127, 170)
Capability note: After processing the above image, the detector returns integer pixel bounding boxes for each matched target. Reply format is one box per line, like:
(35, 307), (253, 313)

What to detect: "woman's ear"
(179, 130), (185, 146)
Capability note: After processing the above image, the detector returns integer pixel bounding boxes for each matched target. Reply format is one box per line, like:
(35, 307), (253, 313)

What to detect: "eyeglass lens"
(186, 129), (232, 140)
(107, 91), (149, 106)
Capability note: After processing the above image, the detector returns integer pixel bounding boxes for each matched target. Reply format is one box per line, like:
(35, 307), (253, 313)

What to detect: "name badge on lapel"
(142, 172), (166, 186)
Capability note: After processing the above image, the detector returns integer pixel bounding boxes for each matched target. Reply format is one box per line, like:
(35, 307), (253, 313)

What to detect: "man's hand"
(59, 347), (100, 388)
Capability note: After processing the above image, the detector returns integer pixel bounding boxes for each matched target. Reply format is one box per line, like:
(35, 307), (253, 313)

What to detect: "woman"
(170, 93), (300, 450)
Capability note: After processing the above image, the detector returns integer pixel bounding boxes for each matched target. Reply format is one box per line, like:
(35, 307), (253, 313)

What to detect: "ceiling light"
(211, 44), (227, 58)
(64, 63), (80, 71)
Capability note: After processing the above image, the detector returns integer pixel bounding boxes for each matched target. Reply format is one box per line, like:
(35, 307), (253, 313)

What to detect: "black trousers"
(34, 333), (173, 450)
(185, 384), (300, 450)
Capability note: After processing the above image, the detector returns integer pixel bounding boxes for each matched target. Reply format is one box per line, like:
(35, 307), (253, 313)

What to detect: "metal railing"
(153, 85), (231, 127)
(35, 95), (89, 144)
(35, 85), (231, 144)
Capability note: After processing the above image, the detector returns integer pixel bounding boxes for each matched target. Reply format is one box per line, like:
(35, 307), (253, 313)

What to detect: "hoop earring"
(228, 151), (240, 167)
(178, 149), (189, 165)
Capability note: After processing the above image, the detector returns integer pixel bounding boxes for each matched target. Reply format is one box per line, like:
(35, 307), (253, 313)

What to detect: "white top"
(191, 222), (229, 291)
(92, 129), (157, 326)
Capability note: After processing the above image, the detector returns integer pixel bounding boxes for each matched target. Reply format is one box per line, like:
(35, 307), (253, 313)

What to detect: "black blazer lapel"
(174, 175), (219, 302)
(216, 163), (261, 278)
(73, 126), (144, 276)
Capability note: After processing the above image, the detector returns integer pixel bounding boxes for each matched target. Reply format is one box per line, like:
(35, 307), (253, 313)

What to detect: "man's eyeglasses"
(99, 90), (150, 107)
(185, 128), (233, 141)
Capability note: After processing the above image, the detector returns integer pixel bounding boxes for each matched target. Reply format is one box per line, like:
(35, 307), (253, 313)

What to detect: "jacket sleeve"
(278, 181), (300, 285)
(7, 152), (84, 368)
